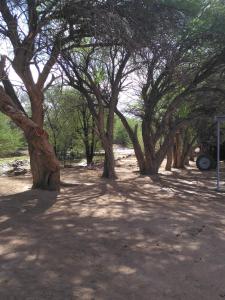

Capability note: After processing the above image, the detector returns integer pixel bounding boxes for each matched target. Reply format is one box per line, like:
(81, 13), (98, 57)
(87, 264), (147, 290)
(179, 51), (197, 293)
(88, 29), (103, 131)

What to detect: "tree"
(0, 1), (66, 189)
(121, 1), (225, 175)
(61, 46), (133, 178)
(45, 87), (99, 165)
(75, 93), (99, 165)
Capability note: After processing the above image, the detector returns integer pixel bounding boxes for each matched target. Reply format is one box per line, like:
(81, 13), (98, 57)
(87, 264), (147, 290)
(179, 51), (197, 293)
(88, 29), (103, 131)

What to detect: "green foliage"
(0, 113), (24, 157)
(162, 0), (203, 16)
(114, 117), (131, 147)
(45, 88), (80, 158)
(114, 116), (142, 148)
(185, 0), (225, 45)
(45, 87), (100, 160)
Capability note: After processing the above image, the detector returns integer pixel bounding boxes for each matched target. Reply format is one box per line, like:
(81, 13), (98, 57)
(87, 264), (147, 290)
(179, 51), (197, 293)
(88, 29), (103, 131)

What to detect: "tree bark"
(173, 132), (183, 168)
(179, 133), (196, 168)
(85, 141), (94, 165)
(189, 148), (195, 162)
(141, 119), (161, 174)
(165, 146), (173, 171)
(102, 142), (117, 179)
(27, 131), (60, 190)
(145, 164), (159, 175)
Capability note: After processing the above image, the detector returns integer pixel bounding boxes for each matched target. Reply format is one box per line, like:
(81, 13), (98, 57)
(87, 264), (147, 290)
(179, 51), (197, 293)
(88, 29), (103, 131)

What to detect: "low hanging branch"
(0, 85), (45, 139)
(0, 55), (28, 116)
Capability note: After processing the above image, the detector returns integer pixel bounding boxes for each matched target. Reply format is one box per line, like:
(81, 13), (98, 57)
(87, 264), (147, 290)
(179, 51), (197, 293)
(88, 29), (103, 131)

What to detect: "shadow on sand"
(0, 168), (225, 299)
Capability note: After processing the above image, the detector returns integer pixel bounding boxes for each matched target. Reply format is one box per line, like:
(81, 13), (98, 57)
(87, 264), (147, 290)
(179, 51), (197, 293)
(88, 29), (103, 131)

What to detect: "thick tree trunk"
(29, 91), (60, 189)
(173, 132), (183, 168)
(101, 99), (117, 179)
(133, 142), (146, 174)
(144, 158), (160, 175)
(141, 119), (160, 175)
(27, 129), (60, 190)
(165, 146), (173, 171)
(28, 144), (60, 190)
(102, 143), (117, 179)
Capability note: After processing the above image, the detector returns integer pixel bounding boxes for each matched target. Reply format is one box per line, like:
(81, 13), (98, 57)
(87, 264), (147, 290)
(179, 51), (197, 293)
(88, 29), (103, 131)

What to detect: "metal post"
(217, 120), (220, 191)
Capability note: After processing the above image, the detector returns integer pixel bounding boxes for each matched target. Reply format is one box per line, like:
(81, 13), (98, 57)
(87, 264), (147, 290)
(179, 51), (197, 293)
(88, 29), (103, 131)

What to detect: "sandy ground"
(0, 156), (225, 300)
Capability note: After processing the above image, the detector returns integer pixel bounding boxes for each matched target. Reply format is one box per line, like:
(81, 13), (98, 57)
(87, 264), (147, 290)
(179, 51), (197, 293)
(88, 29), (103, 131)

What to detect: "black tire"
(196, 154), (214, 171)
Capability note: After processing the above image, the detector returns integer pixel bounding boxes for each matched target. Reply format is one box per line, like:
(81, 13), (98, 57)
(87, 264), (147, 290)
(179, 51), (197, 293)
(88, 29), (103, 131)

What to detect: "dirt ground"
(0, 156), (225, 300)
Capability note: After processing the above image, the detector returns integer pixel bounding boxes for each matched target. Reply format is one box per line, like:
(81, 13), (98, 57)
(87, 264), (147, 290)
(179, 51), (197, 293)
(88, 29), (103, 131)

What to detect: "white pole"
(217, 120), (220, 191)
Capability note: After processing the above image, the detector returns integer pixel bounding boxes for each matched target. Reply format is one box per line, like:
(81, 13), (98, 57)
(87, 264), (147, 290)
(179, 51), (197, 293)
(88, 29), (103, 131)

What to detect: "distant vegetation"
(0, 113), (25, 157)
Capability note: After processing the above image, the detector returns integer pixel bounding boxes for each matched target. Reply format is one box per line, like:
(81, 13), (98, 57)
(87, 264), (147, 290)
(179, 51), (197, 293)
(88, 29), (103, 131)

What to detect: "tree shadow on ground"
(0, 190), (58, 231)
(0, 169), (225, 300)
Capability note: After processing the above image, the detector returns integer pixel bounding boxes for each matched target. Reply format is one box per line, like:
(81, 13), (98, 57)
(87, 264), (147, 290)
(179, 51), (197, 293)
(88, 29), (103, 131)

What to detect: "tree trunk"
(141, 119), (160, 175)
(189, 147), (195, 162)
(144, 158), (160, 175)
(101, 98), (117, 179)
(165, 146), (173, 171)
(133, 141), (146, 174)
(173, 132), (183, 168)
(102, 141), (117, 179)
(27, 129), (60, 190)
(85, 144), (94, 165)
(180, 136), (194, 168)
(84, 134), (95, 166)
(29, 145), (60, 190)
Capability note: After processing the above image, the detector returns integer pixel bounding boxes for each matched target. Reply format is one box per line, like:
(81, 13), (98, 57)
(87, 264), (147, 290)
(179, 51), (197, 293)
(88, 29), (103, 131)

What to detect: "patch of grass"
(0, 156), (29, 164)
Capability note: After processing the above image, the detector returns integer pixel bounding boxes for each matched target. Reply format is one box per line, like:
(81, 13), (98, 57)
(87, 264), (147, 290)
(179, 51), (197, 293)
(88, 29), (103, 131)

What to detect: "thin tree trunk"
(190, 148), (195, 162)
(85, 142), (94, 165)
(180, 135), (197, 168)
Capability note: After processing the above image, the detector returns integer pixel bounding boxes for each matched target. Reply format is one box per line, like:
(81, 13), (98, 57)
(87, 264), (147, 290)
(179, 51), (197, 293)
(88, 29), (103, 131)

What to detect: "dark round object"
(196, 154), (214, 171)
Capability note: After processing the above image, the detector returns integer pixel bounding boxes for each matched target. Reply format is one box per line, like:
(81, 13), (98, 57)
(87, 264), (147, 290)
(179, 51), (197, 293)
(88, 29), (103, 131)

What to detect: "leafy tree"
(45, 87), (99, 165)
(61, 46), (133, 178)
(119, 1), (225, 175)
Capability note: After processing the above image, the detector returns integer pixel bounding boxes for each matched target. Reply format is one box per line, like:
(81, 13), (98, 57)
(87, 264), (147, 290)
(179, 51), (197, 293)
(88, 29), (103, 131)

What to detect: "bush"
(0, 113), (25, 157)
